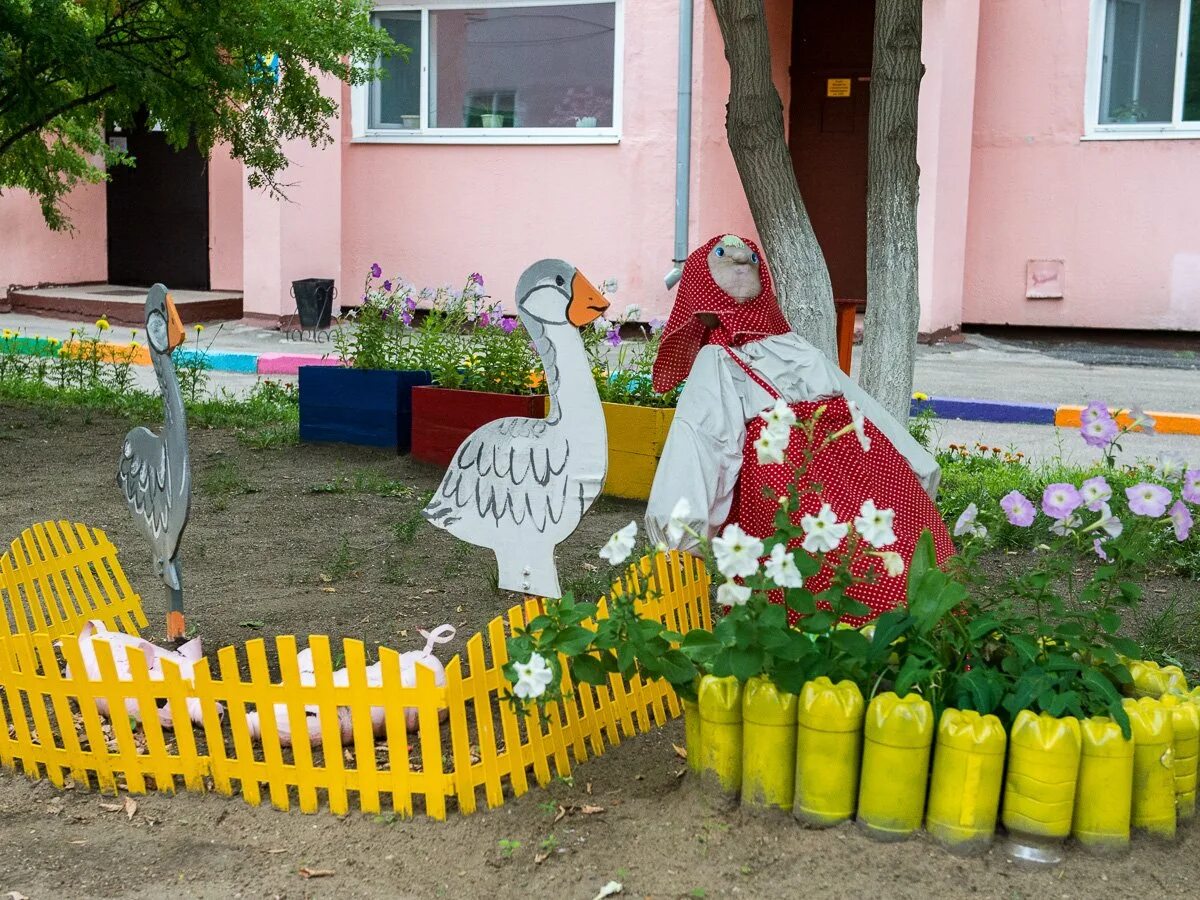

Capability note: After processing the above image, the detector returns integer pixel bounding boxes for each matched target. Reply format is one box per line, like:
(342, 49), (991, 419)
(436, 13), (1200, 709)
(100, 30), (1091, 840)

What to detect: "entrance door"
(105, 118), (210, 289)
(789, 0), (875, 301)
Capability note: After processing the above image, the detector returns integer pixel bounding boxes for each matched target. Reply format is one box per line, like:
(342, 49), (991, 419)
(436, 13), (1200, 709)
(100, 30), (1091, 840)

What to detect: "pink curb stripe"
(257, 353), (344, 376)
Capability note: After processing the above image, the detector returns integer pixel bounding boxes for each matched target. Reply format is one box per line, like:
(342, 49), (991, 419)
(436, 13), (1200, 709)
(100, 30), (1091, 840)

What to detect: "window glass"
(428, 4), (616, 129)
(1185, 0), (1200, 119)
(1099, 0), (1180, 123)
(371, 12), (422, 128)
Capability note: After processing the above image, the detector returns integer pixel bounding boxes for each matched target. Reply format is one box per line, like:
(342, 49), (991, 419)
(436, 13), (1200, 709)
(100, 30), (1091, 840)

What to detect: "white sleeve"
(829, 367), (942, 498)
(646, 348), (747, 553)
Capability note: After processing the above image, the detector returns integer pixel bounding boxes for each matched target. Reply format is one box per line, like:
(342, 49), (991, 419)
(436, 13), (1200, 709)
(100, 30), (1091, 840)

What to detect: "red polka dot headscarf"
(652, 234), (791, 393)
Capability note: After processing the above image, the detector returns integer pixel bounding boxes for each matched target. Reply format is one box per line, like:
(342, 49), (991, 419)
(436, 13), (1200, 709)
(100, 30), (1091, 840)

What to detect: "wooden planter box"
(603, 401), (676, 501)
(299, 367), (432, 452)
(411, 386), (549, 467)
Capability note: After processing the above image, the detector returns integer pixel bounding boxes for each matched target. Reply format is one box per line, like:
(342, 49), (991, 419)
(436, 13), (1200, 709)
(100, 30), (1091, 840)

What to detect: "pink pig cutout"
(61, 620), (222, 729)
(245, 624), (456, 748)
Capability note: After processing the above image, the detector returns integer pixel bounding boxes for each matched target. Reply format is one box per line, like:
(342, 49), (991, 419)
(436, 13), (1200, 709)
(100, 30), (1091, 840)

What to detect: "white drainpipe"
(665, 0), (695, 289)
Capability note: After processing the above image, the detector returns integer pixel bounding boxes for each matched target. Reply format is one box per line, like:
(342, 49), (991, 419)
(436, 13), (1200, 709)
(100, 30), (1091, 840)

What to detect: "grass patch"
(309, 468), (416, 498)
(319, 538), (360, 582)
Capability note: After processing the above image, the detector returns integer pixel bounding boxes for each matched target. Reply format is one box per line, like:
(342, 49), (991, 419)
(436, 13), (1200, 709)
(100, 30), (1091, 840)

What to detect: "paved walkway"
(3, 310), (1198, 465)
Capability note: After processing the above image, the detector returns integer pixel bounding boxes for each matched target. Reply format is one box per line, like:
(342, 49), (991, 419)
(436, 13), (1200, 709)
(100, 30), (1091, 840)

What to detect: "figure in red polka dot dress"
(645, 234), (954, 626)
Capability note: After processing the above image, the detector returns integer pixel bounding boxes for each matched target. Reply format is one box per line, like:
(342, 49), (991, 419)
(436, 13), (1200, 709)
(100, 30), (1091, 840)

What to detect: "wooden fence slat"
(306, 636), (349, 816)
(377, 647), (414, 818)
(245, 639), (291, 811)
(342, 639), (382, 815)
(413, 662), (447, 819)
(486, 615), (528, 800)
(444, 657), (475, 814)
(465, 633), (504, 808)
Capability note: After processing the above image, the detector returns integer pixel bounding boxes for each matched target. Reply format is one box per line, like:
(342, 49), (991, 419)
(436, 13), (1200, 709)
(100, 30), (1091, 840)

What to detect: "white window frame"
(1084, 0), (1200, 139)
(352, 0), (624, 145)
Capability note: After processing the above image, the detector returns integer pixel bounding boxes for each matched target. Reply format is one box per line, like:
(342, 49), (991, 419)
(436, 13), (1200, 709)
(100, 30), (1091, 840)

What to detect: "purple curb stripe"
(911, 397), (1058, 425)
(258, 354), (343, 376)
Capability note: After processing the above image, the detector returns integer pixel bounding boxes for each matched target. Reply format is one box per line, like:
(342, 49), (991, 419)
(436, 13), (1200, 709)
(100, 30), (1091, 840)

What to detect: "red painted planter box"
(410, 386), (549, 467)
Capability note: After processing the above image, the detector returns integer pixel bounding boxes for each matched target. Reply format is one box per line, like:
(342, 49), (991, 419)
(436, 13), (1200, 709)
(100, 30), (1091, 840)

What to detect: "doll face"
(707, 237), (762, 302)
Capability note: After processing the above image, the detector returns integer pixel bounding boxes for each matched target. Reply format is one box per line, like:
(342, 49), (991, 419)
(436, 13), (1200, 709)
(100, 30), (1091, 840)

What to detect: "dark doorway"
(789, 0), (875, 301)
(105, 117), (210, 290)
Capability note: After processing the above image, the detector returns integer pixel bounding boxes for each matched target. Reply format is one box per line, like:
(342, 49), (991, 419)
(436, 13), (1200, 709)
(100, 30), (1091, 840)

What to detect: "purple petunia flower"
(1080, 476), (1112, 511)
(649, 317), (666, 334)
(405, 297), (418, 311)
(1080, 401), (1111, 426)
(1081, 415), (1119, 448)
(1126, 482), (1173, 518)
(479, 311), (492, 328)
(1184, 469), (1200, 505)
(1093, 539), (1112, 562)
(383, 279), (392, 292)
(380, 307), (390, 321)
(1042, 483), (1083, 520)
(501, 317), (519, 334)
(400, 310), (413, 327)
(606, 328), (622, 347)
(370, 263), (382, 279)
(1000, 490), (1036, 527)
(469, 272), (484, 287)
(1170, 500), (1193, 541)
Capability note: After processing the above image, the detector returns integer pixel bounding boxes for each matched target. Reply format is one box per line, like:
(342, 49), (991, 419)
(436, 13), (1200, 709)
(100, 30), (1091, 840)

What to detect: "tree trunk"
(710, 0), (837, 361)
(859, 0), (925, 423)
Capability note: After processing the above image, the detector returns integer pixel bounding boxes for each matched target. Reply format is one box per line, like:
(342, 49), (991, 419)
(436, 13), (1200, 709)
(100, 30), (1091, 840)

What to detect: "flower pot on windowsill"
(299, 366), (433, 453)
(574, 116), (598, 128)
(400, 114), (420, 129)
(601, 401), (675, 500)
(410, 385), (549, 467)
(481, 114), (505, 128)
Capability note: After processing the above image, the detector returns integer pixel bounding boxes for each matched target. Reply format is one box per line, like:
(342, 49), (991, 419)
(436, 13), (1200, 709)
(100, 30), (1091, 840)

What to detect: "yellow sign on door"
(826, 78), (852, 98)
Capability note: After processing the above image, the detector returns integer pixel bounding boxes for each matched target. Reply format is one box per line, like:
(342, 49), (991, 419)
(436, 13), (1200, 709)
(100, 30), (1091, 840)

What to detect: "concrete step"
(5, 284), (242, 326)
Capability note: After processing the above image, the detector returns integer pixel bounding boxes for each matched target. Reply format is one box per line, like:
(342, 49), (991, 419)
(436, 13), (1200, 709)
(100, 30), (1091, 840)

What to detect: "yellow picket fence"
(0, 521), (712, 819)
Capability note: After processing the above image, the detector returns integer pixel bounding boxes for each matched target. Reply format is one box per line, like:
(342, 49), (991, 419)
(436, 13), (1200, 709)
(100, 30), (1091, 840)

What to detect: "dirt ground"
(2, 404), (1199, 899)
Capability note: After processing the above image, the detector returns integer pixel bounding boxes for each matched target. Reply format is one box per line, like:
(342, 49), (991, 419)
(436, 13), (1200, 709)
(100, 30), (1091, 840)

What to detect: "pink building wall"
(339, 0), (791, 320)
(0, 185), (106, 290)
(963, 0), (1200, 331)
(208, 146), (244, 291)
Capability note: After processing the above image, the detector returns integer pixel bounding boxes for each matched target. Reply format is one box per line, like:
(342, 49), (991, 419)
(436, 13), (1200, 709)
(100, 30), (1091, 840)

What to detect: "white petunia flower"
(599, 521), (638, 566)
(953, 503), (988, 539)
(1049, 514), (1082, 537)
(854, 499), (897, 549)
(712, 523), (764, 580)
(760, 399), (797, 436)
(874, 551), (904, 577)
(754, 428), (788, 465)
(763, 544), (803, 589)
(800, 504), (849, 554)
(716, 581), (752, 607)
(1094, 502), (1124, 540)
(847, 400), (871, 452)
(513, 653), (555, 700)
(666, 497), (692, 545)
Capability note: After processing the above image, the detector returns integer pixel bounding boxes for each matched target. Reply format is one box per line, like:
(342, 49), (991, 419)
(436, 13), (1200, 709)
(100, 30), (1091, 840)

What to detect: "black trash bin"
(291, 278), (337, 329)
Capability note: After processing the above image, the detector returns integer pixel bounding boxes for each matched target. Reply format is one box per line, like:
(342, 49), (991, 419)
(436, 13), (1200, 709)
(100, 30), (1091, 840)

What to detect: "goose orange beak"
(567, 271), (609, 326)
(166, 295), (186, 349)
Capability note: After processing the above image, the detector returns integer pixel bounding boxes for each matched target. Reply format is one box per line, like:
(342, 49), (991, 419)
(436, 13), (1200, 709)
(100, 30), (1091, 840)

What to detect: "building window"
(356, 1), (622, 143)
(1087, 0), (1200, 137)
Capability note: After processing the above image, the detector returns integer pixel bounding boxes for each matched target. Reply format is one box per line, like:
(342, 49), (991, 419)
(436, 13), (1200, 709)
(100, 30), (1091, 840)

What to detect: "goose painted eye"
(714, 246), (725, 257)
(555, 274), (565, 286)
(751, 252), (760, 264)
(147, 312), (168, 352)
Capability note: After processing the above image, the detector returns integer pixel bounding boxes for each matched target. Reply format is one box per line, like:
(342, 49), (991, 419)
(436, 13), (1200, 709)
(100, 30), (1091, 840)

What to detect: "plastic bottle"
(1160, 695), (1198, 822)
(793, 677), (865, 827)
(682, 695), (703, 775)
(740, 676), (798, 813)
(698, 674), (743, 798)
(1002, 710), (1082, 848)
(1126, 659), (1189, 699)
(1123, 697), (1176, 839)
(856, 691), (933, 840)
(1071, 716), (1134, 853)
(925, 709), (1006, 853)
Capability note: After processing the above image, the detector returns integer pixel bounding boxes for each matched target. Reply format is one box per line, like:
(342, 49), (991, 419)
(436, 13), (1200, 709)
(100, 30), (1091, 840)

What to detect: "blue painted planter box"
(299, 366), (433, 452)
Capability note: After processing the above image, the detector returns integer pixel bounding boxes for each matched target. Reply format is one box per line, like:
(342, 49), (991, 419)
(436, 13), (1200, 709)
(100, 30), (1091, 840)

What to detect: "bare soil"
(2, 404), (1199, 899)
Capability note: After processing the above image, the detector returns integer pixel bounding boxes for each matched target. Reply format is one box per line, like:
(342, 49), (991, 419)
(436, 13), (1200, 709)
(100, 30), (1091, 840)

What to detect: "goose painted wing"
(423, 417), (577, 537)
(117, 426), (174, 553)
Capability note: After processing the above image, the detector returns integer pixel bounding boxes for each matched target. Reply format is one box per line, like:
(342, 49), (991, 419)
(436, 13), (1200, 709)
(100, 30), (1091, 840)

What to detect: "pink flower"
(1000, 490), (1036, 527)
(479, 311), (493, 328)
(370, 263), (382, 279)
(1081, 401), (1111, 426)
(1170, 500), (1193, 541)
(501, 318), (519, 334)
(1042, 483), (1083, 520)
(1126, 483), (1173, 518)
(1183, 469), (1200, 505)
(1080, 476), (1112, 511)
(1080, 415), (1119, 448)
(1093, 539), (1112, 562)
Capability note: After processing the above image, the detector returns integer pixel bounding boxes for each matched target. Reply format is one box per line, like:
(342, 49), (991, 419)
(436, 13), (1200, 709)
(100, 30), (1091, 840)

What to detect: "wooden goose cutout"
(117, 284), (192, 640)
(423, 259), (610, 598)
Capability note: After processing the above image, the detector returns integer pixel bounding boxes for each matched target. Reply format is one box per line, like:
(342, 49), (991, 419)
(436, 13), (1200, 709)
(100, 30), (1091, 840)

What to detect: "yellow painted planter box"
(602, 402), (675, 501)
